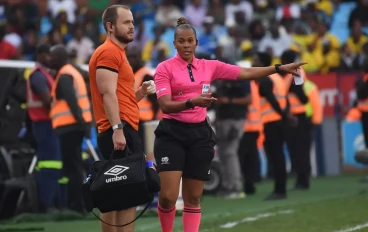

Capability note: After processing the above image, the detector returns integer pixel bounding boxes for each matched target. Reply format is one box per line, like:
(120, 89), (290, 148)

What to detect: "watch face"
(113, 124), (123, 130)
(186, 100), (193, 109)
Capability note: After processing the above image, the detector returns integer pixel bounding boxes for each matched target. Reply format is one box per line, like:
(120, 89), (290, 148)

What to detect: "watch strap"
(185, 99), (194, 109)
(275, 64), (281, 73)
(112, 123), (123, 130)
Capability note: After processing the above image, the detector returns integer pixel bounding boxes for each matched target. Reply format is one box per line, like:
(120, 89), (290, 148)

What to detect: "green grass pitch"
(1, 175), (368, 232)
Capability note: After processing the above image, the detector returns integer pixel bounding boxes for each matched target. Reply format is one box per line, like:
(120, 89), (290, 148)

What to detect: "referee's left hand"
(191, 93), (217, 108)
(279, 62), (308, 76)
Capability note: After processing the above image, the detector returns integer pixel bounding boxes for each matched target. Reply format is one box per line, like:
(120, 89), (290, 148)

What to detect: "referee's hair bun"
(177, 17), (190, 27)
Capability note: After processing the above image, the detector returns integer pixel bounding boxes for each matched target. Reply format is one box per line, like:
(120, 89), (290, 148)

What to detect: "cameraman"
(213, 46), (251, 198)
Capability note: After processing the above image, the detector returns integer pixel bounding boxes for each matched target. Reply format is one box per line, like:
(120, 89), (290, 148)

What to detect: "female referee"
(153, 17), (306, 232)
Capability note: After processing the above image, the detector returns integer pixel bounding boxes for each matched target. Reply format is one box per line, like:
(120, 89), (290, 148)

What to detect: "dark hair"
(363, 57), (368, 73)
(36, 43), (51, 54)
(174, 17), (197, 40)
(102, 4), (130, 32)
(0, 25), (5, 41)
(363, 42), (368, 53)
(256, 52), (272, 67)
(281, 49), (297, 64)
(355, 78), (364, 89)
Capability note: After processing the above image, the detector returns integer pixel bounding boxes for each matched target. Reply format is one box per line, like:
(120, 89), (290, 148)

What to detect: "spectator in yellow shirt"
(315, 0), (333, 16)
(305, 22), (340, 73)
(320, 39), (341, 73)
(346, 20), (368, 54)
(142, 25), (170, 64)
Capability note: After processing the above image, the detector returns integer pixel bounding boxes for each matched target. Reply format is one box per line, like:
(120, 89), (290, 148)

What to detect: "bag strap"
(91, 200), (153, 227)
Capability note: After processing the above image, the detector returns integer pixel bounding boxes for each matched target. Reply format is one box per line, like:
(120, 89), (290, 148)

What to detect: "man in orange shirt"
(88, 5), (156, 232)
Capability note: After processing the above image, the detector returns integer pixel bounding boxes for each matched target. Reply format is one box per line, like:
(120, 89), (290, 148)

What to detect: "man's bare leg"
(116, 207), (136, 232)
(101, 211), (117, 232)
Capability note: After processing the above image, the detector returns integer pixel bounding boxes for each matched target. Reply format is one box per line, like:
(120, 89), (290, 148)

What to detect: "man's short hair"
(0, 25), (5, 40)
(256, 52), (272, 67)
(36, 43), (51, 54)
(281, 49), (297, 64)
(102, 4), (130, 32)
(363, 57), (368, 73)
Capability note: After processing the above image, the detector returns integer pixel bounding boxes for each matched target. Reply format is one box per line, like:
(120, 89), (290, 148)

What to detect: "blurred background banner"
(342, 121), (365, 168)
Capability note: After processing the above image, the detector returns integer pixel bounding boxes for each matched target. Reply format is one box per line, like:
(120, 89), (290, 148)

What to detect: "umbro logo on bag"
(104, 165), (129, 176)
(104, 165), (129, 183)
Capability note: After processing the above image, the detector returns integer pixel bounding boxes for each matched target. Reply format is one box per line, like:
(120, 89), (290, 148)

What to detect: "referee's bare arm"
(96, 69), (121, 127)
(237, 62), (307, 80)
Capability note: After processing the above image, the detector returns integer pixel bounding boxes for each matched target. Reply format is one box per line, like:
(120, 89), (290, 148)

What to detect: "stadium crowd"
(0, 0), (368, 73)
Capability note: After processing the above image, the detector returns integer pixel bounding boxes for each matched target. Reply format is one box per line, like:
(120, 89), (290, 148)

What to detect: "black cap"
(256, 52), (272, 67)
(281, 49), (297, 64)
(36, 43), (51, 54)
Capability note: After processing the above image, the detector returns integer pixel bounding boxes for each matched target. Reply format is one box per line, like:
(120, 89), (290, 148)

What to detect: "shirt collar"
(106, 38), (126, 53)
(174, 53), (199, 70)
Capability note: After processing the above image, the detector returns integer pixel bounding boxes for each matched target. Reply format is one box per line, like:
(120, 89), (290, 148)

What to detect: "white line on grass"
(334, 222), (368, 232)
(219, 209), (294, 229)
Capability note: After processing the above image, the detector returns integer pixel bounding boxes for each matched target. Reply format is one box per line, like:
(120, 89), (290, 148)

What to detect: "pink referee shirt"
(154, 54), (241, 123)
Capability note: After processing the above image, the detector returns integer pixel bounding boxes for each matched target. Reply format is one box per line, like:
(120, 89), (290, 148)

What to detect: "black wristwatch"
(185, 99), (194, 109)
(275, 64), (282, 73)
(112, 123), (123, 130)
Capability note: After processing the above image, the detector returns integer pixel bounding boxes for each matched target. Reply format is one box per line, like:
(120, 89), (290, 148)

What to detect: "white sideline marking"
(334, 222), (368, 232)
(219, 209), (294, 229)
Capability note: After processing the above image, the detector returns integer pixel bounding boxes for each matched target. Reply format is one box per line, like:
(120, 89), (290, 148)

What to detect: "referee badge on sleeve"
(202, 84), (210, 94)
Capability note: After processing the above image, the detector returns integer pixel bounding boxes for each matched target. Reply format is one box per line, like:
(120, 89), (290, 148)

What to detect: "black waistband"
(162, 118), (208, 128)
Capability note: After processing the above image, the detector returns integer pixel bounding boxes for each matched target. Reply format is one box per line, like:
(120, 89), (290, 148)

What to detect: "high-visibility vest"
(50, 64), (92, 129)
(260, 74), (287, 124)
(357, 73), (368, 112)
(304, 80), (323, 124)
(346, 107), (362, 122)
(134, 67), (154, 121)
(283, 74), (306, 114)
(244, 81), (262, 132)
(35, 160), (62, 172)
(26, 65), (54, 121)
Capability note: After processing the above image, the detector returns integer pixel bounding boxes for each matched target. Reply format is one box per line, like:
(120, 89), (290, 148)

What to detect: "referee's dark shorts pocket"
(183, 127), (216, 181)
(154, 133), (186, 173)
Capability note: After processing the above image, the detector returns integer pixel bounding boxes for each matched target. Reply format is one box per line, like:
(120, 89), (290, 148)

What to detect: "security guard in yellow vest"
(304, 79), (323, 170)
(357, 59), (368, 148)
(49, 45), (92, 214)
(280, 50), (311, 190)
(304, 80), (323, 126)
(126, 46), (159, 157)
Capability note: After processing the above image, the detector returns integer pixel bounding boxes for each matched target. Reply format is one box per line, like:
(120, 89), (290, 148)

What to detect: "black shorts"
(154, 118), (216, 181)
(97, 121), (143, 160)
